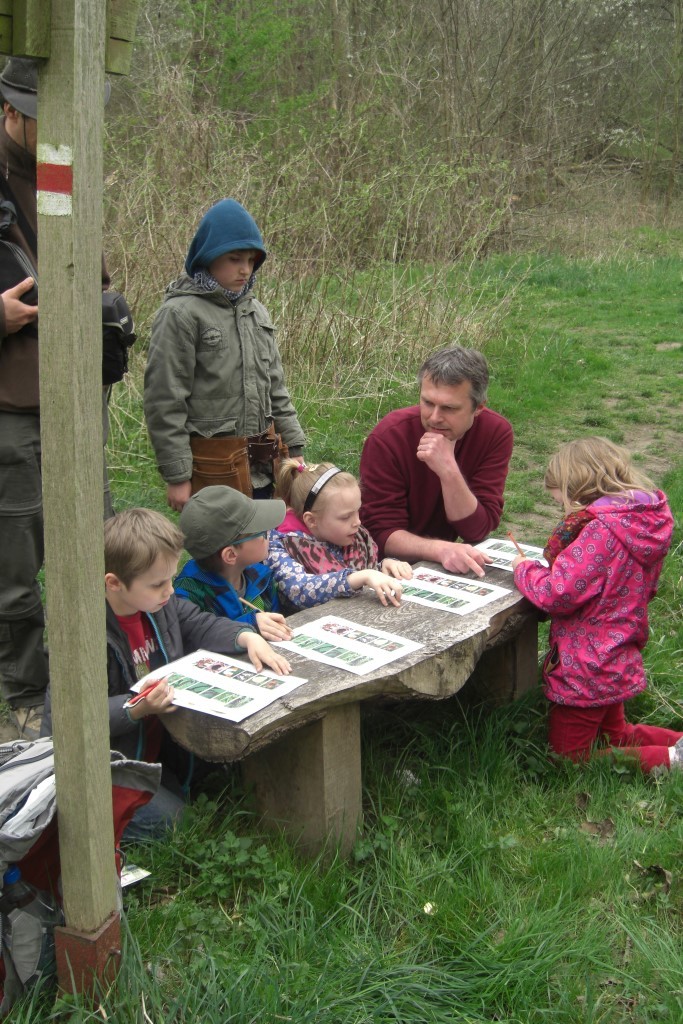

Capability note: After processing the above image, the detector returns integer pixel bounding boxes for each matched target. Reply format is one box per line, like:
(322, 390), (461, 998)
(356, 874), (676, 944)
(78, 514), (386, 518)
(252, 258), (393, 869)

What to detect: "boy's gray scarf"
(193, 268), (256, 303)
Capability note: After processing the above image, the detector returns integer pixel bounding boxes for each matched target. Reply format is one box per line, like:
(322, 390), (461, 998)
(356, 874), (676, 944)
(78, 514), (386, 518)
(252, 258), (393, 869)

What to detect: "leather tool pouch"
(247, 424), (279, 464)
(190, 436), (252, 497)
(190, 423), (290, 498)
(248, 423), (290, 482)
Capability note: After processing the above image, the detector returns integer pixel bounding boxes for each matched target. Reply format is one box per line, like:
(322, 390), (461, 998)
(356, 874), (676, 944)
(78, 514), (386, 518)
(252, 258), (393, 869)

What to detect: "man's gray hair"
(418, 346), (489, 408)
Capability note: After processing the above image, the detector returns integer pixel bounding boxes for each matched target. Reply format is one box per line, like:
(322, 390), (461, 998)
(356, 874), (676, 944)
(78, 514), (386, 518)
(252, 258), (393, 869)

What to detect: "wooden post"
(37, 0), (119, 993)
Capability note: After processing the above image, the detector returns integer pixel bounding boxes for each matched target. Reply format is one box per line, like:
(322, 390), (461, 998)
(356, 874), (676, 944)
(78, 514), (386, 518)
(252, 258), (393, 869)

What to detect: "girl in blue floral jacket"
(267, 459), (412, 610)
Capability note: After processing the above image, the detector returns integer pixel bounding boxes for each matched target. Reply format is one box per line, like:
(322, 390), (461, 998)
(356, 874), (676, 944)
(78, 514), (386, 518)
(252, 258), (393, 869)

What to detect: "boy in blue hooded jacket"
(144, 199), (305, 511)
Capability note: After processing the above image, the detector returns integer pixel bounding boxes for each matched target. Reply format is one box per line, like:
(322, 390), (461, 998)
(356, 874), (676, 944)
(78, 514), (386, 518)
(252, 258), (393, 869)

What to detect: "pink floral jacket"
(514, 490), (673, 707)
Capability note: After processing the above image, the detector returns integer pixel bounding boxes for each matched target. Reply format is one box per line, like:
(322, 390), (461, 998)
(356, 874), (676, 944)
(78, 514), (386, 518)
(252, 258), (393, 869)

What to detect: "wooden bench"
(164, 564), (538, 857)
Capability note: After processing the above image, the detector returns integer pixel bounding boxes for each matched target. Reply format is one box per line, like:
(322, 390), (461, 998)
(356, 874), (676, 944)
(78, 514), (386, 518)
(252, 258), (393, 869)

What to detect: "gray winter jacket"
(143, 275), (305, 488)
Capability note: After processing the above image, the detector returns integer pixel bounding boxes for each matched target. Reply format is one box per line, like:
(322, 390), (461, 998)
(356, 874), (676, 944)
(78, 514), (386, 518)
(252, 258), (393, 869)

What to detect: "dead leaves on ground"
(575, 791), (616, 844)
(574, 791), (675, 900)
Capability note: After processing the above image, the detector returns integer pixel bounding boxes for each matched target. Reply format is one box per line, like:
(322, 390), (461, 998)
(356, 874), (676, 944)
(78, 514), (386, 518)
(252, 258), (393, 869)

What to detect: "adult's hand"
(167, 480), (192, 512)
(2, 278), (38, 333)
(440, 542), (491, 578)
(416, 430), (457, 478)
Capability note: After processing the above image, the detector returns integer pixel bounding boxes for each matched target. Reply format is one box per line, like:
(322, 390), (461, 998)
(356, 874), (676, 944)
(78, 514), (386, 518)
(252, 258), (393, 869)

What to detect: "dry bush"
(103, 40), (516, 334)
(102, 5), (681, 393)
(508, 170), (683, 258)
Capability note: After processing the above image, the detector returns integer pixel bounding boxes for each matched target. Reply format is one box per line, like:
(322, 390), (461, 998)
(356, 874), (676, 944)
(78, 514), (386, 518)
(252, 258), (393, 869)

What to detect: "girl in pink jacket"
(513, 437), (681, 774)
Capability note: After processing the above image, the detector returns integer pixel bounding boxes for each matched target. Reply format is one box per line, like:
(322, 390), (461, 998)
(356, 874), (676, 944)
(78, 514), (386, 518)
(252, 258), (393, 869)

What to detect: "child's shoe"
(668, 737), (683, 769)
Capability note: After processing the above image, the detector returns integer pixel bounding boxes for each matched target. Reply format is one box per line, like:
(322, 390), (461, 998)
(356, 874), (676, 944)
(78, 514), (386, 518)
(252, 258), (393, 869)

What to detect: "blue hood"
(185, 199), (267, 276)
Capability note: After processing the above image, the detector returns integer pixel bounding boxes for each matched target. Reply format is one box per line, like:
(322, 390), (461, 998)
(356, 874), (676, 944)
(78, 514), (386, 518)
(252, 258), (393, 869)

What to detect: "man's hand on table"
(439, 542), (491, 578)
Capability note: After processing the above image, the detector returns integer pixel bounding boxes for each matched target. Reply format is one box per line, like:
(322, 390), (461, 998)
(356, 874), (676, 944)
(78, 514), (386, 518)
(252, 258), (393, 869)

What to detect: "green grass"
(21, 250), (683, 1022)
(24, 703), (683, 1022)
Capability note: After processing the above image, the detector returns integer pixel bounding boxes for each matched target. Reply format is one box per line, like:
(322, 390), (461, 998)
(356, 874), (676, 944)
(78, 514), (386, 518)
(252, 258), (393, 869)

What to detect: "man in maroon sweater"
(359, 347), (513, 577)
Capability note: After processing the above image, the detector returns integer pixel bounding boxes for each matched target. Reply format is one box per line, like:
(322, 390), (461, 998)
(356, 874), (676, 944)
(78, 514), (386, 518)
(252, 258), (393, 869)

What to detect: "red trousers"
(548, 701), (683, 774)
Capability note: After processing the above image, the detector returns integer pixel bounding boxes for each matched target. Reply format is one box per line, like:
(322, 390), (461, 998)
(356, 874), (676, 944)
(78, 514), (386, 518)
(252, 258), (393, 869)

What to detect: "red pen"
(123, 680), (162, 709)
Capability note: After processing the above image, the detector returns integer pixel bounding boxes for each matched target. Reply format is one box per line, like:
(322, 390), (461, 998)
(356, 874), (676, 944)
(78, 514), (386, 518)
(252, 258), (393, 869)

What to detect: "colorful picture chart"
(275, 615), (423, 676)
(401, 566), (510, 615)
(130, 650), (307, 723)
(475, 537), (547, 571)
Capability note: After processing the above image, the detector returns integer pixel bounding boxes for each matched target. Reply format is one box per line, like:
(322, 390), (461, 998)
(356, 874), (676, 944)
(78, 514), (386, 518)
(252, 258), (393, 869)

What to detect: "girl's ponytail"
(275, 457), (305, 507)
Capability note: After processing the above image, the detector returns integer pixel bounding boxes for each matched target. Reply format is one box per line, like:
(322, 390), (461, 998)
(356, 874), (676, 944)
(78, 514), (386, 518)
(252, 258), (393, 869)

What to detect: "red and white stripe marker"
(37, 143), (73, 217)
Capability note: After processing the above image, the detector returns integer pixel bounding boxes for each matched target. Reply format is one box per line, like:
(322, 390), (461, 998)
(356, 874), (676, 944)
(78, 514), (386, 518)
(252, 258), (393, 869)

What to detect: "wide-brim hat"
(180, 485), (285, 560)
(0, 57), (111, 119)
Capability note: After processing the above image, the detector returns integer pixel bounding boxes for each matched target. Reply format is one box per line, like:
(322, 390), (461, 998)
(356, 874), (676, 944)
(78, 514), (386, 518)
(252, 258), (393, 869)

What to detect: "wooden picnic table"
(164, 564), (538, 856)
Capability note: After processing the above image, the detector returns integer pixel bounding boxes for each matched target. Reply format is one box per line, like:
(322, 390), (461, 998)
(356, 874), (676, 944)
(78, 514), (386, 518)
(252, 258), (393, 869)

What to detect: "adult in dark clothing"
(360, 346), (513, 577)
(0, 58), (113, 739)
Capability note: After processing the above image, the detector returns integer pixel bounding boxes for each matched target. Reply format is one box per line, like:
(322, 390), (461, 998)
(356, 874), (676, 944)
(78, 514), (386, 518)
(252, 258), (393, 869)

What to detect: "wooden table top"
(163, 563), (536, 762)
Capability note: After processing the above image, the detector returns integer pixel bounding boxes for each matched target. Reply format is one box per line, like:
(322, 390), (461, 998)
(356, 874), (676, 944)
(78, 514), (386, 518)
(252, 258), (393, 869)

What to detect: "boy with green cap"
(144, 198), (305, 512)
(175, 485), (292, 642)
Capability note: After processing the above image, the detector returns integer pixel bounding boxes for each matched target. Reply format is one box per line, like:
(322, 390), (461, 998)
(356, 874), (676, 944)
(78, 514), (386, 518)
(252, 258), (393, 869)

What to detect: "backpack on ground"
(0, 738), (160, 1017)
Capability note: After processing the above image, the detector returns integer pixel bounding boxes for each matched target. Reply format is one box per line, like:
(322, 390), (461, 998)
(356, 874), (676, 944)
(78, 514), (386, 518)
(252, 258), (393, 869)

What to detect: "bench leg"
(242, 702), (362, 859)
(470, 616), (539, 704)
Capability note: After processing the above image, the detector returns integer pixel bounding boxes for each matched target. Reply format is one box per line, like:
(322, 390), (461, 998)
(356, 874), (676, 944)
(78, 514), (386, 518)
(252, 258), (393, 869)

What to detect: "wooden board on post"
(12, 0), (51, 57)
(37, 0), (118, 994)
(105, 0), (140, 74)
(0, 0), (51, 58)
(0, 1), (12, 55)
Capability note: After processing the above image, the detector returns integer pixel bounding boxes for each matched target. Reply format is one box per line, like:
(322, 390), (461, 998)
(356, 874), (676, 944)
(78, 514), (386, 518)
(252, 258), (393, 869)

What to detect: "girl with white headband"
(267, 459), (412, 609)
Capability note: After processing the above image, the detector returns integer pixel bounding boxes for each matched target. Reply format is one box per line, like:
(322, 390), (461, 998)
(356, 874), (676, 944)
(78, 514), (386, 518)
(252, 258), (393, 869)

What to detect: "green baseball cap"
(180, 486), (285, 560)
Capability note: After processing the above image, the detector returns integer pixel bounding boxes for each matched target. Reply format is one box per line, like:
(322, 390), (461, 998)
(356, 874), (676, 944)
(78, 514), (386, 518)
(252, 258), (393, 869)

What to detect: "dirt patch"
(507, 510), (557, 544)
(619, 424), (677, 484)
(507, 420), (678, 546)
(654, 342), (681, 351)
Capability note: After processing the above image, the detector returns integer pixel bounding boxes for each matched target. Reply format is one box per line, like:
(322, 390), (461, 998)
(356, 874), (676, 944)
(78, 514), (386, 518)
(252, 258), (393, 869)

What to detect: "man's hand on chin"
(416, 430), (456, 477)
(439, 542), (490, 578)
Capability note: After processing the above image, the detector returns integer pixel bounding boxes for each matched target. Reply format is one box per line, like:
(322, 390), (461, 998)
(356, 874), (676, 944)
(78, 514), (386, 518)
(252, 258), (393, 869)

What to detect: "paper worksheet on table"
(475, 537), (547, 571)
(401, 565), (511, 615)
(275, 615), (423, 676)
(128, 650), (307, 722)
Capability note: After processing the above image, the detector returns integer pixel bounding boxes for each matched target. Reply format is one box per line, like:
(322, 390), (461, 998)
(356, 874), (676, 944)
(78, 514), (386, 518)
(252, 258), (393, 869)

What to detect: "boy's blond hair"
(545, 437), (655, 509)
(275, 459), (357, 516)
(104, 508), (184, 586)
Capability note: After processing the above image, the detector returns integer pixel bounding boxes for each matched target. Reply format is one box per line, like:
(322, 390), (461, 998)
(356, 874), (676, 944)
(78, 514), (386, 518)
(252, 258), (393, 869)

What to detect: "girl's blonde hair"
(544, 437), (654, 509)
(275, 459), (357, 516)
